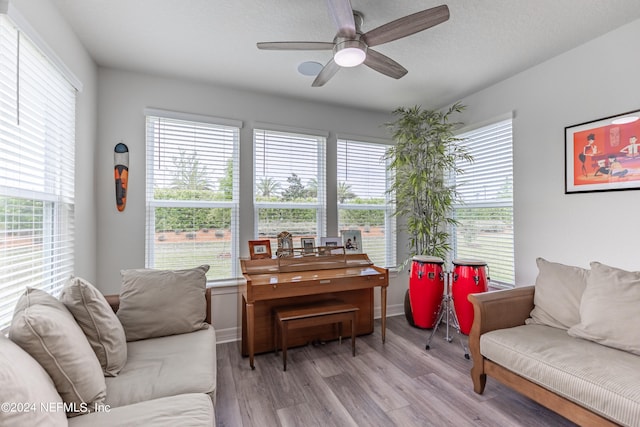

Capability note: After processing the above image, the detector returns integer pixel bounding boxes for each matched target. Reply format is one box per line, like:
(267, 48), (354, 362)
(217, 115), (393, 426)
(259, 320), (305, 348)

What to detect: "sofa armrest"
(104, 287), (213, 325)
(468, 286), (534, 394)
(469, 286), (534, 335)
(104, 294), (120, 312)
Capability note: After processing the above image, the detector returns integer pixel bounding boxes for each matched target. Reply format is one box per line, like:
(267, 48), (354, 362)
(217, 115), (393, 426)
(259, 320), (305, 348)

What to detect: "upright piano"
(240, 252), (388, 369)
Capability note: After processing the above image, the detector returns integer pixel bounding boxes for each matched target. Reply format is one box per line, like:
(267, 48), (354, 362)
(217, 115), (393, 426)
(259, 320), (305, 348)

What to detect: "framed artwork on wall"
(248, 240), (272, 260)
(565, 109), (640, 193)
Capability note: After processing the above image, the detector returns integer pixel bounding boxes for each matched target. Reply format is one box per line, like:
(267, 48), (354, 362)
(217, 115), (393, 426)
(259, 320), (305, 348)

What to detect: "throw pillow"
(8, 288), (106, 417)
(525, 257), (589, 330)
(0, 336), (67, 426)
(117, 265), (210, 341)
(59, 276), (127, 376)
(13, 285), (66, 312)
(568, 262), (640, 355)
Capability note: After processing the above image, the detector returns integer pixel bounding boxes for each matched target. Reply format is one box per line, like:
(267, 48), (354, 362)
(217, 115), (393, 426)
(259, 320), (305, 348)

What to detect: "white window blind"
(452, 119), (514, 285)
(254, 129), (326, 250)
(145, 113), (240, 282)
(337, 139), (396, 267)
(0, 15), (76, 330)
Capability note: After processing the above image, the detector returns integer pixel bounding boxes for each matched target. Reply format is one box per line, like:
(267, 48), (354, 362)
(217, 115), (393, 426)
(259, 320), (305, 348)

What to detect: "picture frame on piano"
(249, 239), (272, 260)
(301, 237), (315, 254)
(320, 236), (342, 255)
(341, 229), (362, 254)
(277, 231), (294, 257)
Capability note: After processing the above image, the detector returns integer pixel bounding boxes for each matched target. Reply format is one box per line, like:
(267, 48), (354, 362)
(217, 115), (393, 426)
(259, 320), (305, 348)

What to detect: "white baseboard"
(215, 326), (241, 344)
(378, 303), (404, 319)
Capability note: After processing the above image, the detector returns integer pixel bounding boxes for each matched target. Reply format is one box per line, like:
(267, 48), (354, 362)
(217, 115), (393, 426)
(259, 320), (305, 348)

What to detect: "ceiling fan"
(256, 0), (450, 87)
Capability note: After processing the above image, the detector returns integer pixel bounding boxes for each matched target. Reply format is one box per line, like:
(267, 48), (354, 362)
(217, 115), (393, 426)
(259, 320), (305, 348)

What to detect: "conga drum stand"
(424, 272), (470, 359)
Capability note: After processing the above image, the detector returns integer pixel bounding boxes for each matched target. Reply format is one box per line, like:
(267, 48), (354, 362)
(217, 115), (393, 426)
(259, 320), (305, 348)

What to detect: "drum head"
(412, 255), (444, 264)
(452, 258), (487, 267)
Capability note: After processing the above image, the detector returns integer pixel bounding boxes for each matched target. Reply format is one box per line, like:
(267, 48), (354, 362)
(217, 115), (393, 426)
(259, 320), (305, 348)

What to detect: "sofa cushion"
(9, 288), (106, 416)
(117, 265), (209, 341)
(68, 393), (214, 427)
(481, 324), (640, 427)
(104, 328), (217, 408)
(568, 262), (640, 355)
(59, 276), (127, 376)
(0, 336), (68, 427)
(525, 257), (588, 330)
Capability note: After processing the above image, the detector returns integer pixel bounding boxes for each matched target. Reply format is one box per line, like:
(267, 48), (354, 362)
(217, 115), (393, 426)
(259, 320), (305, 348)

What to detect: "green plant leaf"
(386, 103), (472, 263)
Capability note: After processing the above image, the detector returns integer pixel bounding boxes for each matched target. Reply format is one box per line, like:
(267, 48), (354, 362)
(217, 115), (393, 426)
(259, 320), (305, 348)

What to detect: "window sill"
(206, 277), (245, 289)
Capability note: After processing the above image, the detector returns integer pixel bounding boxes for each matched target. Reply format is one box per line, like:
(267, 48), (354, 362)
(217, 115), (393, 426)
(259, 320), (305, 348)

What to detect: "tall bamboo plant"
(385, 102), (472, 265)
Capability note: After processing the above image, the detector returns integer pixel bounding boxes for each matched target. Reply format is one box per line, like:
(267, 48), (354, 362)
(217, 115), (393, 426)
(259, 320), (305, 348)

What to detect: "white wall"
(454, 18), (640, 284)
(12, 0), (98, 281)
(95, 69), (405, 339)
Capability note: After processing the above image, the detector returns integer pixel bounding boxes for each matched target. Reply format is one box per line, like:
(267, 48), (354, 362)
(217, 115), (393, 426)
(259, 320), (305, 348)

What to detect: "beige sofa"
(468, 259), (640, 427)
(1, 266), (216, 427)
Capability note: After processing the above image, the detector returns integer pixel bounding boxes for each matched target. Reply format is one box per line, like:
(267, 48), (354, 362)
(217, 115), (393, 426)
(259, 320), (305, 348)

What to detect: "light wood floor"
(215, 316), (578, 427)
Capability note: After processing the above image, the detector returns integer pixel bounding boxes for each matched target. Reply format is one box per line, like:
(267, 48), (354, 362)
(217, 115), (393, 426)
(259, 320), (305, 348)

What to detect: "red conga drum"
(409, 256), (445, 329)
(452, 259), (488, 335)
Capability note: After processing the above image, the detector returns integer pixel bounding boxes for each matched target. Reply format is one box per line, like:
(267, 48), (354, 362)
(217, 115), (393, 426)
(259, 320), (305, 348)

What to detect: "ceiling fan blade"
(327, 0), (356, 38)
(362, 4), (449, 47)
(364, 49), (408, 79)
(312, 59), (340, 87)
(257, 41), (334, 51)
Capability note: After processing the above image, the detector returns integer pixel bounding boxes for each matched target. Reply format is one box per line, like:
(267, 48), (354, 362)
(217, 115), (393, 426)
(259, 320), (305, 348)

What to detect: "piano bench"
(274, 300), (359, 371)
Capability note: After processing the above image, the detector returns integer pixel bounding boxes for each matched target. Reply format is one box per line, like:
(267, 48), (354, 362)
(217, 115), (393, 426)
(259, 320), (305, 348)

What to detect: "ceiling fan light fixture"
(257, 4), (450, 86)
(333, 39), (366, 67)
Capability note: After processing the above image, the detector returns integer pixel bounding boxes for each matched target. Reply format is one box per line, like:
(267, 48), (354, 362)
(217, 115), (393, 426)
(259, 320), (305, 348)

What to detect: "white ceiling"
(51, 0), (640, 112)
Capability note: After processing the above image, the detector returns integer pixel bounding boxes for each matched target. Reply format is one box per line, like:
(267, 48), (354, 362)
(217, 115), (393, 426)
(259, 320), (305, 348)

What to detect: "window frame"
(253, 127), (327, 245)
(144, 109), (242, 283)
(450, 116), (515, 287)
(0, 12), (78, 331)
(337, 138), (396, 268)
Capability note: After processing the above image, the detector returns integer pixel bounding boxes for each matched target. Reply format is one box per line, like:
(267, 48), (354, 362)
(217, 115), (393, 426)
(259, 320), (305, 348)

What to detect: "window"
(254, 129), (326, 250)
(145, 111), (240, 282)
(337, 139), (396, 267)
(452, 118), (514, 285)
(0, 15), (77, 330)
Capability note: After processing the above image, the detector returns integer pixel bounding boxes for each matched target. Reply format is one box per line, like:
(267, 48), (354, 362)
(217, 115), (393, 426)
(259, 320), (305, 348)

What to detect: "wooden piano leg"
(381, 286), (387, 343)
(247, 302), (255, 370)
